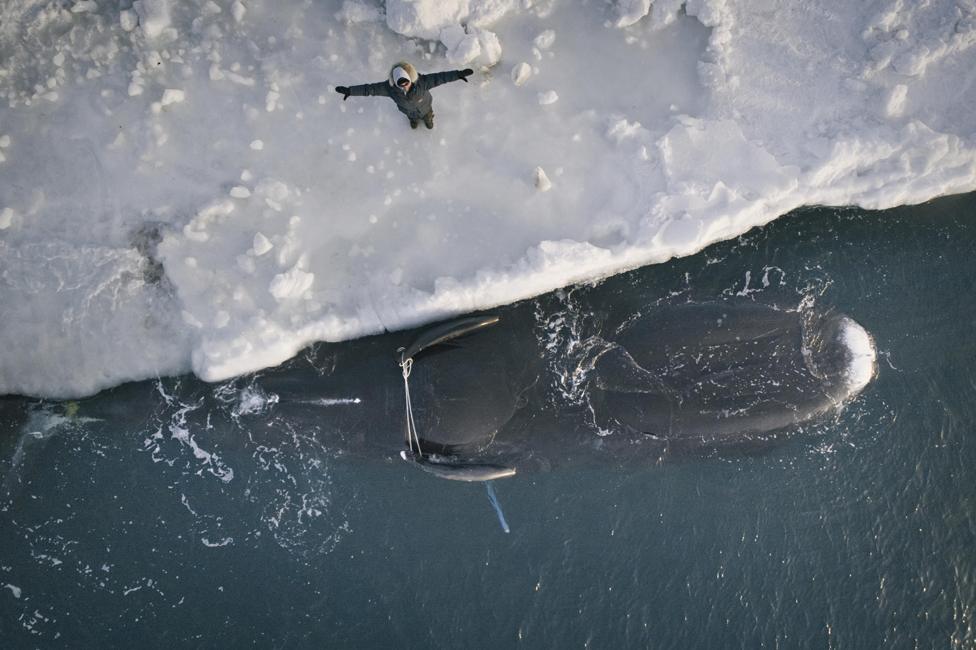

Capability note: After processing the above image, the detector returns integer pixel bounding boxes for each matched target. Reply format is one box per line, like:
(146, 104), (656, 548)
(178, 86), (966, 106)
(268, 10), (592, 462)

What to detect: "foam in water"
(0, 0), (973, 397)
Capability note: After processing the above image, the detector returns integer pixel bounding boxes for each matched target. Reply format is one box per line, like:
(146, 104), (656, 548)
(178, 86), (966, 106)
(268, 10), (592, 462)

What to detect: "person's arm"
(418, 69), (473, 90)
(335, 81), (390, 100)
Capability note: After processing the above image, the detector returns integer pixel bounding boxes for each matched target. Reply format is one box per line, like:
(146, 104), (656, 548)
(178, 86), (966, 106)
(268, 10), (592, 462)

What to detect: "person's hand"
(459, 69), (473, 82)
(335, 86), (350, 100)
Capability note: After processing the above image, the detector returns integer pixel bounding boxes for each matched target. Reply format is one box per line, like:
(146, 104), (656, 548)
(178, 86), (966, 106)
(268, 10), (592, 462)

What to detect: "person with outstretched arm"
(335, 61), (473, 130)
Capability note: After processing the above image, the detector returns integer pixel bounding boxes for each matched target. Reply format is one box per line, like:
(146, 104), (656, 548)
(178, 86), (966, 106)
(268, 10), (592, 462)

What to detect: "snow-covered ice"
(0, 0), (974, 397)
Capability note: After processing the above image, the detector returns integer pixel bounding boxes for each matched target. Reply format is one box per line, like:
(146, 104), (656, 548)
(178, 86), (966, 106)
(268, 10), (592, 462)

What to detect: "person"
(335, 61), (474, 130)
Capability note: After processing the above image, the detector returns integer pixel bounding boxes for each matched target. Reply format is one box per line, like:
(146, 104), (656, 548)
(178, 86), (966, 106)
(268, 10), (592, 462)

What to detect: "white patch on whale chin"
(839, 317), (877, 395)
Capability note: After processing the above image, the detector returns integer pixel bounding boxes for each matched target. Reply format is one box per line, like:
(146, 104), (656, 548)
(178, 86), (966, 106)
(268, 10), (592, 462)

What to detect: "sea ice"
(0, 0), (973, 397)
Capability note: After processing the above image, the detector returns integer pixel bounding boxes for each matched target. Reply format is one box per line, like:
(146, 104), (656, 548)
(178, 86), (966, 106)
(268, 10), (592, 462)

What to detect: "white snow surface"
(0, 0), (974, 397)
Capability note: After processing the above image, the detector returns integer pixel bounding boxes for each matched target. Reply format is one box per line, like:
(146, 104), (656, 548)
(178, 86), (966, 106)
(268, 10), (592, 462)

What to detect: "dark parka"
(341, 62), (470, 120)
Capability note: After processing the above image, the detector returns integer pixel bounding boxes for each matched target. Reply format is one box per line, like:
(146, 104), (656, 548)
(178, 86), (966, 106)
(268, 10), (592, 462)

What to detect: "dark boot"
(423, 112), (434, 129)
(409, 118), (419, 129)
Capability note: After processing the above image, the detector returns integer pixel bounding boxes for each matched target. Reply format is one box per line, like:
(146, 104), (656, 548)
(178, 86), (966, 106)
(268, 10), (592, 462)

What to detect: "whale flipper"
(400, 450), (516, 482)
(399, 315), (500, 363)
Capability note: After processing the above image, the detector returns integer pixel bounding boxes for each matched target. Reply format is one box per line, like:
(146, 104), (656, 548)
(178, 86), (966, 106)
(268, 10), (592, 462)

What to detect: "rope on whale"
(398, 355), (423, 455)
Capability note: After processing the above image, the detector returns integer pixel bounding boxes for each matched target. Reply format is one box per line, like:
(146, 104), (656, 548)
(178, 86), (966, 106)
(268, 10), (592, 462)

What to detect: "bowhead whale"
(259, 299), (877, 480)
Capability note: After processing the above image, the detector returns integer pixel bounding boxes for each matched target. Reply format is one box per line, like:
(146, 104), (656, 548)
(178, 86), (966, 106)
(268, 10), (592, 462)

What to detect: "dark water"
(2, 193), (975, 648)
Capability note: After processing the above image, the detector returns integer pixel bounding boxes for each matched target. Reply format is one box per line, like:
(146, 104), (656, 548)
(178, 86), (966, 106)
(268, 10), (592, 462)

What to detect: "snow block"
(133, 0), (173, 39)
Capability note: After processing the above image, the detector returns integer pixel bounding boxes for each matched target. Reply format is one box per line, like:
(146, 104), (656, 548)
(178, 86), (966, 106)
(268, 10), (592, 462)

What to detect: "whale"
(253, 299), (877, 480)
(13, 297), (875, 485)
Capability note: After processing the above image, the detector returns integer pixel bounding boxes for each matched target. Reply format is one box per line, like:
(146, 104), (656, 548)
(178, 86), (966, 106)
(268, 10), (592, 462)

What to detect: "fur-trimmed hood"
(389, 61), (419, 87)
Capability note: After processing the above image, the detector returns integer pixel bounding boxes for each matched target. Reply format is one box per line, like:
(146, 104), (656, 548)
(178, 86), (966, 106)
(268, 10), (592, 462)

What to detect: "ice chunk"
(230, 186), (251, 198)
(885, 84), (908, 118)
(161, 88), (185, 106)
(511, 62), (531, 86)
(385, 0), (516, 41)
(0, 208), (14, 229)
(477, 29), (502, 67)
(538, 90), (559, 105)
(270, 266), (314, 301)
(120, 9), (138, 31)
(441, 25), (500, 67)
(388, 1), (466, 40)
(231, 1), (246, 23)
(441, 25), (482, 65)
(250, 139), (264, 150)
(255, 179), (291, 203)
(614, 0), (652, 27)
(71, 1), (98, 13)
(133, 0), (172, 39)
(534, 30), (556, 50)
(252, 232), (273, 256)
(606, 118), (646, 144)
(533, 166), (552, 191)
(266, 90), (280, 112)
